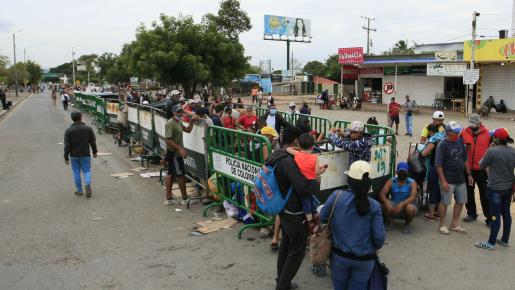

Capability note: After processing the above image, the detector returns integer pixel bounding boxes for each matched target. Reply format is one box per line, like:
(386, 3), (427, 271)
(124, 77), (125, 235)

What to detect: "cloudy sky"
(0, 0), (513, 70)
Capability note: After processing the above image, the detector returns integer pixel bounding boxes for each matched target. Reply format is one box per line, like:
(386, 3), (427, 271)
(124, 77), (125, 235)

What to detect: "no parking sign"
(383, 82), (395, 94)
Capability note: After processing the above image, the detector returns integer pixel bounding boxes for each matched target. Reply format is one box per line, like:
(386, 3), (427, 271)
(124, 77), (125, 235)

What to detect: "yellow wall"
(464, 38), (515, 62)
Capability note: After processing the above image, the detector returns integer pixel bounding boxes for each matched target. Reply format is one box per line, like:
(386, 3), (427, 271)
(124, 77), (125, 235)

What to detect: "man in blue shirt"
(378, 162), (418, 234)
(435, 121), (474, 235)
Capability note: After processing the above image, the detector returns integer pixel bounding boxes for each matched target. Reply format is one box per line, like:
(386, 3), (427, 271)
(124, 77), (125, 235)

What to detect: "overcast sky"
(0, 0), (513, 70)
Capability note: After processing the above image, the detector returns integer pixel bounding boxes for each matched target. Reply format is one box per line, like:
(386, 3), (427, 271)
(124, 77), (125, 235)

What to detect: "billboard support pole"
(286, 40), (290, 72)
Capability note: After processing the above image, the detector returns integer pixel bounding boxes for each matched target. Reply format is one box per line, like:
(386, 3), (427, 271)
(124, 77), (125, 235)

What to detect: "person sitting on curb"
(378, 162), (418, 234)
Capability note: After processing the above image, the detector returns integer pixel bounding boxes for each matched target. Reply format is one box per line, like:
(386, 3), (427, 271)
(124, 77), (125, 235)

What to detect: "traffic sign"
(463, 69), (480, 85)
(77, 65), (87, 71)
(383, 82), (395, 94)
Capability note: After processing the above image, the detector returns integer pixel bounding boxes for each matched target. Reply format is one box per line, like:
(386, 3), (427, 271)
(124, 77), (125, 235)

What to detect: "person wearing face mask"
(378, 162), (418, 234)
(435, 121), (474, 235)
(261, 104), (290, 137)
(461, 113), (491, 225)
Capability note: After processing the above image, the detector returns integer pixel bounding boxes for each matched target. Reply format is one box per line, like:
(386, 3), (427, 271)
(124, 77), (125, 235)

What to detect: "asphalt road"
(0, 92), (332, 290)
(1, 92), (514, 290)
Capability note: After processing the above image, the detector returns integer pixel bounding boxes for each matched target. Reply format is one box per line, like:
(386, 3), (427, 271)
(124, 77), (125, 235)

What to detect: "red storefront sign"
(358, 67), (384, 77)
(342, 65), (358, 79)
(338, 47), (364, 64)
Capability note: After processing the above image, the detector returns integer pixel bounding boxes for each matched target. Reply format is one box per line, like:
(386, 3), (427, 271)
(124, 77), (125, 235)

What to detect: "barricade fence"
(205, 126), (274, 238)
(73, 94), (397, 238)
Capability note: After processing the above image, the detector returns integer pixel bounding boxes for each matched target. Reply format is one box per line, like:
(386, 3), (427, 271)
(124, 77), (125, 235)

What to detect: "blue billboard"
(264, 15), (311, 39)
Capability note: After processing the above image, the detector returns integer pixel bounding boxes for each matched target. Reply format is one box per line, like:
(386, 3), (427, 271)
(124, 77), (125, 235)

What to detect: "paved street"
(0, 92), (332, 290)
(1, 92), (515, 290)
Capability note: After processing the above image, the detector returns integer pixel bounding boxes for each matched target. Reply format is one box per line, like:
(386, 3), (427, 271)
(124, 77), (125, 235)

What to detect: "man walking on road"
(64, 111), (97, 198)
(404, 95), (417, 137)
(387, 97), (401, 135)
(163, 105), (198, 206)
(61, 90), (70, 111)
(461, 114), (491, 225)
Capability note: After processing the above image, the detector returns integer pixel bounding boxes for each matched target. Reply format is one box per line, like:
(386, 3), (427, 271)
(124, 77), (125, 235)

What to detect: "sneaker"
(179, 199), (189, 206)
(497, 239), (510, 247)
(74, 191), (83, 196)
(475, 241), (495, 250)
(85, 185), (92, 198)
(401, 224), (412, 235)
(463, 215), (477, 222)
(164, 199), (179, 206)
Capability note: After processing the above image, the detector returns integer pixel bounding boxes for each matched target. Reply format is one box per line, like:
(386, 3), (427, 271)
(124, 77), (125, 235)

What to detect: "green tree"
(202, 0), (252, 41)
(390, 40), (415, 54)
(25, 60), (42, 84)
(7, 63), (28, 85)
(96, 52), (118, 81)
(246, 65), (261, 74)
(125, 11), (249, 97)
(0, 54), (9, 84)
(303, 60), (326, 76)
(324, 54), (341, 82)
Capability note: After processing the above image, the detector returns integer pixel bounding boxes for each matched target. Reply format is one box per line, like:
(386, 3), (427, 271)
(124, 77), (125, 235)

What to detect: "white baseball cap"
(171, 90), (181, 96)
(345, 161), (372, 180)
(432, 111), (445, 120)
(289, 101), (296, 107)
(349, 121), (364, 132)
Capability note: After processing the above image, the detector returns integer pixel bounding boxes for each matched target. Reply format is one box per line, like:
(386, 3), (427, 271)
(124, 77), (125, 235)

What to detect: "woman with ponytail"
(475, 128), (515, 250)
(320, 161), (385, 290)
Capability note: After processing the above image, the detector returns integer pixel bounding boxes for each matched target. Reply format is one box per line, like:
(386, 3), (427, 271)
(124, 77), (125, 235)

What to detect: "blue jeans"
(487, 188), (512, 245)
(405, 113), (413, 135)
(70, 157), (91, 193)
(330, 252), (374, 290)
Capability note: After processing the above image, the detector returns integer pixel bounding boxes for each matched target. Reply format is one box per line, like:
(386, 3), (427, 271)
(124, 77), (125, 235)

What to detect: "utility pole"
(72, 47), (76, 86)
(468, 11), (480, 116)
(361, 16), (376, 55)
(13, 33), (19, 97)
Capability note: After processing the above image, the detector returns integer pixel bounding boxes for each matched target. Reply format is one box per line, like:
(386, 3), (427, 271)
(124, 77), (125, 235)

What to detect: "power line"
(361, 16), (376, 55)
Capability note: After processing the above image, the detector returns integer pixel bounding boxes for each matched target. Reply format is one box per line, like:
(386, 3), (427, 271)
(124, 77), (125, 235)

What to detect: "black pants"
(0, 96), (7, 110)
(276, 213), (308, 290)
(63, 101), (69, 110)
(466, 169), (490, 221)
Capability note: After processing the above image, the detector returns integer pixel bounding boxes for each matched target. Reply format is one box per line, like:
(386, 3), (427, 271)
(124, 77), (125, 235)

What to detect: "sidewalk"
(0, 90), (31, 120)
(265, 94), (515, 121)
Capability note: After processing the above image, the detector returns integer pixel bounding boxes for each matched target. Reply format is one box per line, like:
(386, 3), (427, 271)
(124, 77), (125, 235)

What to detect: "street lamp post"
(12, 30), (23, 97)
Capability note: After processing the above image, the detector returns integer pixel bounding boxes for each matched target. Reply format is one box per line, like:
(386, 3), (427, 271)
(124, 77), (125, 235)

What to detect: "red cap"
(494, 128), (510, 140)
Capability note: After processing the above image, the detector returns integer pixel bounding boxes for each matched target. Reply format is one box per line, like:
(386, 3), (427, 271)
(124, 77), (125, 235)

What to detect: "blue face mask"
(270, 109), (277, 115)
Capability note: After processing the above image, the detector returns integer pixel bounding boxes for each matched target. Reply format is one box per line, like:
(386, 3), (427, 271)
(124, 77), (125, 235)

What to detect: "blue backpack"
(253, 162), (293, 216)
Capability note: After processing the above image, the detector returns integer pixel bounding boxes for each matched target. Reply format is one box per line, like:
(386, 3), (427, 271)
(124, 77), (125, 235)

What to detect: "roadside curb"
(0, 93), (33, 123)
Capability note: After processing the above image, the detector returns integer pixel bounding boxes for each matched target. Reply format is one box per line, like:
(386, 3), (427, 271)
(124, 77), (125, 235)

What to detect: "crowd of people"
(62, 86), (515, 290)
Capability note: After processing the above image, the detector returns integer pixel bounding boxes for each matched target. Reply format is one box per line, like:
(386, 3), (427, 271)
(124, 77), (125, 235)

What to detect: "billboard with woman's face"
(264, 15), (311, 41)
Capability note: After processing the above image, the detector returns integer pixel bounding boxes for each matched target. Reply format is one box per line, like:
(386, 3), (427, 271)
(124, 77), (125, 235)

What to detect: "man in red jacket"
(461, 113), (491, 225)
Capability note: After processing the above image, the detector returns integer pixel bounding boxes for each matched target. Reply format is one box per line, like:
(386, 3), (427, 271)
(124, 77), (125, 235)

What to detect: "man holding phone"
(435, 121), (474, 235)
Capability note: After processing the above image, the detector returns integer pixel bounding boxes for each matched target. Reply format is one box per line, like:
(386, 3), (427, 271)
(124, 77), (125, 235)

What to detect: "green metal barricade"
(95, 97), (108, 132)
(291, 113), (331, 137)
(204, 126), (273, 239)
(74, 92), (84, 111)
(332, 120), (397, 194)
